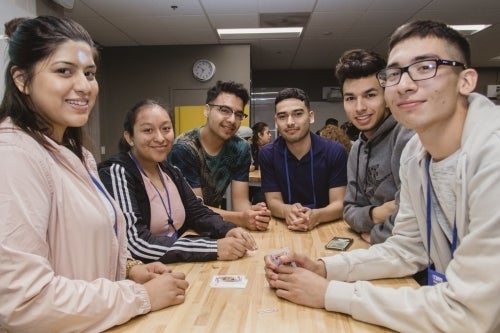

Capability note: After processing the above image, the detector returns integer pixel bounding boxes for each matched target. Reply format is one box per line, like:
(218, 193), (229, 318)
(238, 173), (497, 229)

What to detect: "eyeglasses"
(208, 104), (248, 121)
(376, 58), (467, 88)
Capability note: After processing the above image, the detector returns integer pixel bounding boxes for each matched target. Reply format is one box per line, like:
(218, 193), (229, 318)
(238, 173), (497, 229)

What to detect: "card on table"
(210, 275), (248, 288)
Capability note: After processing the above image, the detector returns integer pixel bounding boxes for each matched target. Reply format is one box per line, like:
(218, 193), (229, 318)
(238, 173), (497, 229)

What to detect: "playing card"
(210, 275), (248, 288)
(269, 247), (296, 267)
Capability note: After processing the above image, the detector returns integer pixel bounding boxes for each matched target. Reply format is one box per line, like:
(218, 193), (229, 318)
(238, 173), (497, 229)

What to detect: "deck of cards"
(210, 275), (248, 288)
(269, 247), (296, 267)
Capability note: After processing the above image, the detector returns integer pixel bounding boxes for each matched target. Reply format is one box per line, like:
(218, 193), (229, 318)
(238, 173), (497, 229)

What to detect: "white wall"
(0, 0), (37, 96)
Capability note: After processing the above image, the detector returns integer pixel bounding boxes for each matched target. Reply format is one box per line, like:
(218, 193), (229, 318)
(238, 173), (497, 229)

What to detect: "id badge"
(428, 268), (447, 285)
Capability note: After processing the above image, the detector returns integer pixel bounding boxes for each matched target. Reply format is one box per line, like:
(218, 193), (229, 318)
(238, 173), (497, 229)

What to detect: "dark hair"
(388, 20), (471, 67)
(0, 16), (98, 160)
(335, 49), (387, 89)
(274, 88), (310, 109)
(325, 118), (338, 126)
(205, 80), (249, 106)
(251, 121), (268, 145)
(4, 17), (27, 36)
(119, 98), (173, 152)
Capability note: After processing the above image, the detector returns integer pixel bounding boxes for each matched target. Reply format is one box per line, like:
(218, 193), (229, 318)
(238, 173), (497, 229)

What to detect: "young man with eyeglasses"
(259, 88), (348, 231)
(264, 20), (500, 331)
(335, 49), (414, 245)
(169, 81), (271, 231)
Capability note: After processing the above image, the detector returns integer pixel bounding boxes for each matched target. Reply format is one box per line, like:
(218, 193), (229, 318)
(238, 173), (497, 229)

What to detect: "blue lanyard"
(426, 156), (458, 269)
(284, 146), (316, 208)
(90, 173), (117, 235)
(129, 152), (177, 239)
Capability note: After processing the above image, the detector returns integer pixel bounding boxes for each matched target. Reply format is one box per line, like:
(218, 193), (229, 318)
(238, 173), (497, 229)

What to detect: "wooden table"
(106, 220), (417, 333)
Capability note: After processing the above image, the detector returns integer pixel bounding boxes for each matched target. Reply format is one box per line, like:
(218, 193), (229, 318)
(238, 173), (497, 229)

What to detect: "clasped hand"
(285, 203), (316, 231)
(245, 202), (271, 231)
(129, 262), (189, 311)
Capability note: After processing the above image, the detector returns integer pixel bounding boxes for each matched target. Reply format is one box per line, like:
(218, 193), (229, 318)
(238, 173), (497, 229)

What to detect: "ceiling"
(61, 0), (500, 70)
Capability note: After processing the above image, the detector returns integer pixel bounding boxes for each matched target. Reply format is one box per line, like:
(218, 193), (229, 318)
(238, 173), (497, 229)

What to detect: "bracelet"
(126, 259), (144, 278)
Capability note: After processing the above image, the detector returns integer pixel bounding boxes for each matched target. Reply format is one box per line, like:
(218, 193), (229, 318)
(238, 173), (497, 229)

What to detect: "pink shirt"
(141, 170), (186, 236)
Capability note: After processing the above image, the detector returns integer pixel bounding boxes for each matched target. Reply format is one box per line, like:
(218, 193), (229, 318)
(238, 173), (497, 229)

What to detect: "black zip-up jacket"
(98, 152), (236, 263)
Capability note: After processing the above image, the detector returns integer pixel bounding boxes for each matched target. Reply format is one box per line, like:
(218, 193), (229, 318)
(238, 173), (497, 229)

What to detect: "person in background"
(259, 88), (348, 231)
(0, 16), (187, 333)
(236, 125), (253, 142)
(335, 49), (414, 244)
(236, 125), (255, 171)
(99, 99), (257, 264)
(325, 117), (339, 127)
(168, 81), (271, 231)
(250, 121), (272, 170)
(340, 121), (360, 142)
(315, 117), (338, 135)
(249, 121), (272, 204)
(319, 123), (352, 153)
(264, 20), (500, 332)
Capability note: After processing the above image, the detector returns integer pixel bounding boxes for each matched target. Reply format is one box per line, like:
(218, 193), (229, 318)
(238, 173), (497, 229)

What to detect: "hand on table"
(128, 261), (170, 284)
(218, 227), (257, 260)
(226, 227), (258, 250)
(245, 202), (271, 231)
(285, 203), (318, 231)
(143, 270), (189, 311)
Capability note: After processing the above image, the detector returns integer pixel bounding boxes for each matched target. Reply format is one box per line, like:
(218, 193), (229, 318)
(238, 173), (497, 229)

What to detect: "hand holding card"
(269, 247), (297, 267)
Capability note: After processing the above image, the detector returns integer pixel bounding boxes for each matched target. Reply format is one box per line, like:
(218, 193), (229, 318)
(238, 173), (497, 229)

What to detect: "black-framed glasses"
(376, 58), (467, 88)
(208, 104), (248, 121)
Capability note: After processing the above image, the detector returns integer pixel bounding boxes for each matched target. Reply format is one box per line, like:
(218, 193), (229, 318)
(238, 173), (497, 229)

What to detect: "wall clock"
(192, 59), (216, 82)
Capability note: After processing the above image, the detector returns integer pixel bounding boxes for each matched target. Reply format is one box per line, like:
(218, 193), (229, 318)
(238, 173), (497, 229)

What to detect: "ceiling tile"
(61, 0), (500, 70)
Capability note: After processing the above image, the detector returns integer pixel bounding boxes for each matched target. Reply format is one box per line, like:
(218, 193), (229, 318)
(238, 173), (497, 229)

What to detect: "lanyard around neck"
(129, 152), (177, 239)
(426, 156), (458, 268)
(90, 173), (117, 235)
(284, 146), (316, 208)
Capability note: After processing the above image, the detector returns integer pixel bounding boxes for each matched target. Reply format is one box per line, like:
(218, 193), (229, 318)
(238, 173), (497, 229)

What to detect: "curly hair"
(319, 124), (352, 153)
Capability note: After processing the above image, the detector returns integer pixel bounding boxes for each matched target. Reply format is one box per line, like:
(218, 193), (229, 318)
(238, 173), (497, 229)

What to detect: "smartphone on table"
(325, 236), (353, 251)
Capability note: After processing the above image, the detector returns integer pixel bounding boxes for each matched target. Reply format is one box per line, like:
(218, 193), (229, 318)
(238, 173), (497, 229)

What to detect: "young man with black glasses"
(169, 81), (271, 231)
(264, 20), (500, 332)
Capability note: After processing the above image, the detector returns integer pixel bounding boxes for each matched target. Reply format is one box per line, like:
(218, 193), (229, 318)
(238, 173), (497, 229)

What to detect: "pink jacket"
(0, 118), (150, 332)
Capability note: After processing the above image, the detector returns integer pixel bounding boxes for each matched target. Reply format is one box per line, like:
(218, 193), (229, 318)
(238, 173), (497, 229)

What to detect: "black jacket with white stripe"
(98, 152), (236, 263)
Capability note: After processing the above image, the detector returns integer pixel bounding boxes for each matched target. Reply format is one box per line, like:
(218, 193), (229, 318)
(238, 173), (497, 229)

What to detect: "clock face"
(192, 59), (216, 82)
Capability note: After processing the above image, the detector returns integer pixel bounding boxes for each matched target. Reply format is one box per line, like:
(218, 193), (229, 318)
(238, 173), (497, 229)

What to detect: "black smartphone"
(325, 236), (353, 251)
